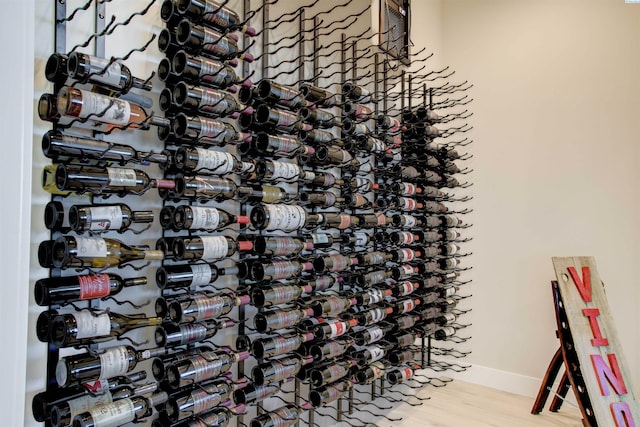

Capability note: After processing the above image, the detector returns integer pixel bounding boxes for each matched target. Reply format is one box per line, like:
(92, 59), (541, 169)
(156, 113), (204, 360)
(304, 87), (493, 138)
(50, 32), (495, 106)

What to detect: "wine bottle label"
(444, 243), (459, 255)
(365, 252), (386, 265)
(201, 236), (229, 260)
(351, 194), (368, 208)
(440, 326), (456, 337)
(190, 264), (214, 286)
(442, 313), (457, 323)
(368, 326), (384, 343)
(87, 57), (124, 88)
(191, 354), (224, 382)
(67, 392), (113, 423)
(400, 299), (417, 314)
(179, 323), (209, 344)
(267, 237), (300, 256)
(400, 197), (417, 211)
(82, 378), (110, 393)
(89, 397), (136, 427)
(396, 316), (417, 330)
(195, 148), (235, 174)
(199, 56), (225, 81)
(310, 234), (329, 245)
(263, 205), (306, 232)
(353, 232), (368, 246)
(368, 308), (387, 324)
(312, 275), (335, 291)
(107, 168), (138, 187)
(324, 297), (349, 315)
(99, 346), (130, 379)
(275, 109), (297, 129)
(73, 310), (111, 339)
(77, 89), (131, 125)
(199, 117), (228, 139)
(398, 249), (416, 262)
(190, 206), (221, 230)
(328, 321), (347, 338)
(368, 346), (385, 363)
(267, 310), (302, 330)
(200, 89), (233, 115)
(397, 232), (415, 245)
(269, 336), (300, 356)
(325, 254), (350, 272)
(366, 270), (387, 285)
(395, 333), (415, 347)
(78, 273), (112, 299)
(352, 178), (370, 191)
(399, 281), (418, 296)
(365, 288), (385, 304)
(374, 212), (387, 226)
(272, 406), (300, 426)
(88, 205), (123, 230)
(75, 237), (108, 258)
(273, 85), (302, 107)
(269, 160), (300, 181)
(203, 27), (232, 56)
(194, 294), (226, 320)
(335, 214), (351, 229)
(325, 363), (348, 383)
(271, 135), (300, 155)
(442, 287), (456, 297)
(370, 138), (386, 152)
(354, 104), (372, 120)
(400, 183), (416, 196)
(190, 388), (221, 415)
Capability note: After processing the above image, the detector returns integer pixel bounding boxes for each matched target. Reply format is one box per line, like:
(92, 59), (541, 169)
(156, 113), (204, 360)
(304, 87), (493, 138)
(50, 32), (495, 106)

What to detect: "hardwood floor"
(313, 380), (583, 427)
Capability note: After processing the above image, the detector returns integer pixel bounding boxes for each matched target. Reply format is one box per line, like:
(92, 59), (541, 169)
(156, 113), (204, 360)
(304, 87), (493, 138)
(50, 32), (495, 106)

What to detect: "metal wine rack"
(34, 1), (474, 426)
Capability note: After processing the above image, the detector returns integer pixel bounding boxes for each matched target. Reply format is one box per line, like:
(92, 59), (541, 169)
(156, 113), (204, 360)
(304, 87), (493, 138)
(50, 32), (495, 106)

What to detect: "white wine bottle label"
(90, 398), (136, 427)
(75, 237), (108, 258)
(199, 117), (227, 139)
(273, 406), (300, 425)
(401, 264), (414, 275)
(107, 168), (137, 187)
(78, 89), (131, 126)
(189, 206), (221, 230)
(73, 310), (111, 339)
(67, 391), (113, 422)
(270, 160), (300, 181)
(195, 148), (234, 174)
(203, 27), (231, 56)
(198, 56), (224, 80)
(368, 346), (385, 363)
(88, 57), (124, 88)
(201, 236), (228, 260)
(367, 289), (385, 304)
(190, 264), (213, 286)
(368, 326), (384, 343)
(99, 346), (130, 379)
(78, 273), (112, 299)
(89, 205), (123, 231)
(442, 313), (457, 323)
(442, 287), (456, 297)
(264, 205), (306, 231)
(354, 232), (368, 246)
(310, 234), (329, 245)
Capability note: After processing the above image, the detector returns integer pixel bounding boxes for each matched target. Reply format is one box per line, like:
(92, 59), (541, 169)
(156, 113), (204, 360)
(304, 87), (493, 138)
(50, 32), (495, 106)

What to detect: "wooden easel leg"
(549, 371), (570, 412)
(531, 347), (564, 414)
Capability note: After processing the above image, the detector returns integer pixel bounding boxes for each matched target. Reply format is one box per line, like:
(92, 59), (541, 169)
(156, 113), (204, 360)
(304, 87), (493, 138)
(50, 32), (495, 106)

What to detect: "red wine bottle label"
(200, 89), (233, 115)
(67, 391), (113, 421)
(88, 205), (123, 230)
(203, 27), (232, 56)
(107, 168), (137, 187)
(179, 323), (208, 344)
(190, 388), (221, 415)
(201, 236), (229, 260)
(398, 249), (416, 262)
(76, 237), (108, 258)
(400, 197), (417, 211)
(190, 206), (221, 230)
(78, 273), (112, 299)
(354, 104), (372, 120)
(87, 57), (123, 88)
(194, 294), (226, 320)
(195, 148), (235, 174)
(191, 354), (223, 382)
(73, 310), (111, 339)
(400, 183), (416, 196)
(77, 89), (131, 125)
(328, 321), (348, 338)
(190, 264), (214, 286)
(398, 281), (418, 296)
(88, 397), (135, 427)
(99, 346), (130, 379)
(399, 299), (417, 314)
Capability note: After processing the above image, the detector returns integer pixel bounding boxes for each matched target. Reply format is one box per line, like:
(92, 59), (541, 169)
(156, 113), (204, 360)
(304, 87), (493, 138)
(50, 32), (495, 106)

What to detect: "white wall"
(440, 0), (640, 395)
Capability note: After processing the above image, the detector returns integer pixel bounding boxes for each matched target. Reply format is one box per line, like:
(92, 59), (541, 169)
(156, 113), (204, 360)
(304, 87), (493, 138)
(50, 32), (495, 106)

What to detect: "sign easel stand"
(531, 281), (597, 426)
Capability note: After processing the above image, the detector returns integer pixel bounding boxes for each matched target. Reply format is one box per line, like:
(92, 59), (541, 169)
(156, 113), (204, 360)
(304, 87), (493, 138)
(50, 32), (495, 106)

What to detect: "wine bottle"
(156, 263), (238, 290)
(176, 20), (253, 62)
(312, 318), (358, 340)
(386, 365), (416, 385)
(299, 83), (337, 107)
(311, 295), (357, 317)
(342, 81), (372, 103)
(342, 118), (371, 137)
(355, 269), (392, 287)
(68, 203), (153, 233)
(342, 102), (372, 120)
(34, 273), (146, 306)
(237, 184), (298, 204)
(250, 282), (312, 307)
(249, 404), (311, 427)
(66, 52), (152, 93)
(389, 297), (421, 315)
(355, 251), (392, 267)
(355, 288), (392, 306)
(175, 146), (254, 175)
(249, 204), (320, 232)
(164, 378), (236, 423)
(387, 347), (420, 365)
(256, 79), (308, 110)
(155, 318), (235, 347)
(172, 407), (232, 427)
(51, 380), (157, 427)
(151, 347), (208, 382)
(389, 280), (421, 297)
(250, 132), (314, 158)
(251, 355), (314, 385)
(300, 191), (343, 208)
(253, 159), (314, 183)
(248, 260), (312, 282)
(312, 145), (359, 167)
(42, 130), (169, 166)
(357, 212), (390, 228)
(312, 254), (357, 273)
(172, 235), (253, 261)
(353, 322), (394, 346)
(253, 307), (315, 333)
(168, 292), (250, 323)
(173, 205), (249, 231)
(174, 174), (238, 201)
(340, 232), (372, 247)
(251, 332), (315, 359)
(356, 307), (394, 327)
(176, 0), (257, 35)
(172, 50), (244, 90)
(71, 392), (168, 427)
(253, 236), (312, 256)
(310, 358), (357, 388)
(299, 107), (342, 128)
(308, 338), (353, 362)
(173, 113), (251, 146)
(172, 82), (244, 118)
(298, 128), (338, 145)
(254, 104), (312, 133)
(434, 326), (456, 340)
(233, 381), (284, 406)
(51, 235), (164, 269)
(56, 345), (165, 387)
(391, 214), (427, 229)
(56, 87), (168, 132)
(49, 309), (163, 348)
(166, 349), (248, 389)
(309, 380), (352, 408)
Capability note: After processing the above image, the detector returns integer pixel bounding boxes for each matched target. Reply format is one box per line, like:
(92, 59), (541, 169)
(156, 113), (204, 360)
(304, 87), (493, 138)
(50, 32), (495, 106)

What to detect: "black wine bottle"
(34, 273), (146, 306)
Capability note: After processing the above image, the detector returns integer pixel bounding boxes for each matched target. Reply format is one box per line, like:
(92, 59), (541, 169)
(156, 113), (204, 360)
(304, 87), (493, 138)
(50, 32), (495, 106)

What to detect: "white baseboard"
(443, 364), (577, 405)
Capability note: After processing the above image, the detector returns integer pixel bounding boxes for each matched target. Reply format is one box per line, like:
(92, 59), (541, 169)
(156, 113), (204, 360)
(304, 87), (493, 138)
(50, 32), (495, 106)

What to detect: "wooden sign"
(552, 257), (638, 426)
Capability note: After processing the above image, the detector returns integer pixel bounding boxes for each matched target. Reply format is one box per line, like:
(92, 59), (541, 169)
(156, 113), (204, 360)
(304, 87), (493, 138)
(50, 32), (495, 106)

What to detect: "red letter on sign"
(582, 308), (610, 346)
(591, 354), (628, 396)
(611, 402), (636, 427)
(567, 266), (592, 303)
